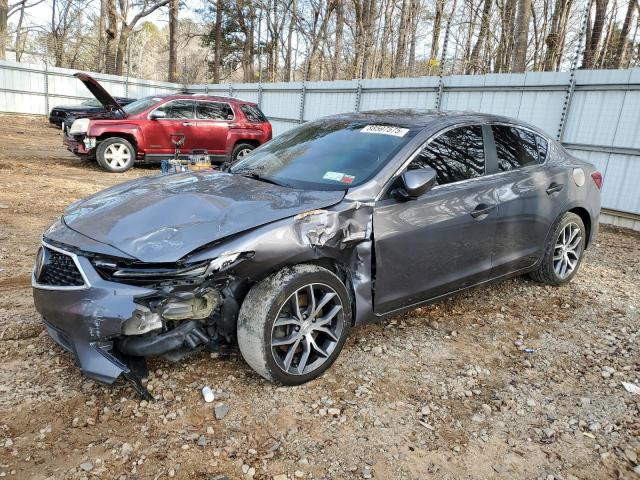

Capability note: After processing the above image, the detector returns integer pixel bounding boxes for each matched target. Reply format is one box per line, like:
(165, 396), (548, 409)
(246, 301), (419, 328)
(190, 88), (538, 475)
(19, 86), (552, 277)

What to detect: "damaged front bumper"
(32, 243), (157, 385)
(32, 239), (232, 396)
(63, 134), (96, 156)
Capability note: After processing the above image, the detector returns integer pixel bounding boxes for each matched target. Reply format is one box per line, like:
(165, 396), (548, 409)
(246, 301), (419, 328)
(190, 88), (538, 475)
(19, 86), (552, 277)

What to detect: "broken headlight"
(92, 252), (250, 284)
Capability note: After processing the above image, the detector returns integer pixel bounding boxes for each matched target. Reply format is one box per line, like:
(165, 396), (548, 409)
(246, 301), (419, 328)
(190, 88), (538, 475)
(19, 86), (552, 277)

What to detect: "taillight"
(591, 171), (603, 190)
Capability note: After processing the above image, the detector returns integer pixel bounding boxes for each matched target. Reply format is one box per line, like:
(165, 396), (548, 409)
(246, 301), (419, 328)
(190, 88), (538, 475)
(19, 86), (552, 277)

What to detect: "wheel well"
(97, 133), (138, 152)
(569, 207), (592, 248)
(234, 139), (260, 150)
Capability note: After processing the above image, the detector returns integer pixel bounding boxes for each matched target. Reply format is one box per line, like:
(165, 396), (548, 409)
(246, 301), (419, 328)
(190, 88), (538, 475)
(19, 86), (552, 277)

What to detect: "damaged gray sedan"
(32, 110), (602, 396)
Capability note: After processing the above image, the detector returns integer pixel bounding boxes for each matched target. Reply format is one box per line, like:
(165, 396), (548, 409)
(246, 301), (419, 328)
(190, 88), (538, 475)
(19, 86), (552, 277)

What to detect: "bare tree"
(511, 0), (532, 71)
(168, 0), (178, 81)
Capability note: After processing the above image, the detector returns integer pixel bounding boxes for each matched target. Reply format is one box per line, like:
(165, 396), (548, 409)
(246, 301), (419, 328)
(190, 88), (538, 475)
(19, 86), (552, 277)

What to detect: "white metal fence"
(1, 59), (639, 230)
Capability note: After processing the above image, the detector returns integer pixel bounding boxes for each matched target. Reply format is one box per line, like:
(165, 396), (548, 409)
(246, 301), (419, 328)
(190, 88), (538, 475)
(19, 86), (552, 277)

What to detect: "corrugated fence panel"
(360, 77), (439, 110)
(1, 61), (638, 223)
(303, 80), (358, 121)
(260, 83), (302, 121)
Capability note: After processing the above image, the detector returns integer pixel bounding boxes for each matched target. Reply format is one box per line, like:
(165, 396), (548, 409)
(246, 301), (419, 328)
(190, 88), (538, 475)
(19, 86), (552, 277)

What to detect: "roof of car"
(320, 109), (543, 134)
(157, 93), (257, 105)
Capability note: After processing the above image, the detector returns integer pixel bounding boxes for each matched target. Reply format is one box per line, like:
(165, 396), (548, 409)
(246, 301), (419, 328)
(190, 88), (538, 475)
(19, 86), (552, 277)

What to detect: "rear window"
(240, 104), (267, 123)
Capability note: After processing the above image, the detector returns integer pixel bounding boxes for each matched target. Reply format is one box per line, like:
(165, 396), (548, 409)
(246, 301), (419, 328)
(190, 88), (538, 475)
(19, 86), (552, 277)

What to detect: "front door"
(145, 99), (198, 158)
(373, 125), (499, 314)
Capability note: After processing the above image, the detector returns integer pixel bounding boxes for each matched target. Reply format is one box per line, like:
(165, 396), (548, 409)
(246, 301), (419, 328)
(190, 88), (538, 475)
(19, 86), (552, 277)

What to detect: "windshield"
(230, 119), (417, 190)
(81, 99), (101, 107)
(123, 96), (163, 115)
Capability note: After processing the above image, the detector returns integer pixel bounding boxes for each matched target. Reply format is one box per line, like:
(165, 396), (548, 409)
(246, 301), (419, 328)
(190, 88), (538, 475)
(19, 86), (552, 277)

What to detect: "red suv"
(64, 73), (272, 172)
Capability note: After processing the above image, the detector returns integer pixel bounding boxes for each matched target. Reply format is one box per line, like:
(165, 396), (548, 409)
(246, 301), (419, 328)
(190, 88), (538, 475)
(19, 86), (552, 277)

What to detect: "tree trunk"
(14, 0), (27, 61)
(0, 0), (7, 60)
(407, 0), (419, 74)
(582, 0), (608, 69)
(115, 24), (132, 76)
(104, 0), (118, 74)
(613, 0), (637, 68)
(511, 0), (532, 72)
(393, 0), (409, 77)
(495, 0), (518, 72)
(213, 0), (223, 83)
(98, 0), (107, 71)
(332, 0), (343, 80)
(430, 0), (445, 61)
(467, 0), (492, 73)
(284, 0), (296, 81)
(168, 0), (179, 82)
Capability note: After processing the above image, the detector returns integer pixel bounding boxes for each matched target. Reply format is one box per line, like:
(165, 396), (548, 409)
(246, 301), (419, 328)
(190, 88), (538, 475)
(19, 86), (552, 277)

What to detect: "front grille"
(50, 110), (67, 119)
(38, 247), (85, 287)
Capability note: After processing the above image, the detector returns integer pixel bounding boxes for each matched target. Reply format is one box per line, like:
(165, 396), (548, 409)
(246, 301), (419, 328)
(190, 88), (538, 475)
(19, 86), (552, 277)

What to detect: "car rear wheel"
(237, 264), (351, 385)
(97, 137), (135, 173)
(231, 142), (255, 162)
(530, 212), (586, 286)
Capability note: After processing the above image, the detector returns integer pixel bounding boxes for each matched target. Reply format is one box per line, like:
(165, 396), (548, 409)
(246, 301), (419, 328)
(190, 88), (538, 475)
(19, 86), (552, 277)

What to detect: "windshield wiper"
(241, 172), (289, 187)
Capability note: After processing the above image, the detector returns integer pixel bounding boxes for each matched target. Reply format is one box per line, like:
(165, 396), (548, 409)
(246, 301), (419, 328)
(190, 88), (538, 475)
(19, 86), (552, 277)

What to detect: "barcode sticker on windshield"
(361, 125), (409, 137)
(323, 171), (356, 184)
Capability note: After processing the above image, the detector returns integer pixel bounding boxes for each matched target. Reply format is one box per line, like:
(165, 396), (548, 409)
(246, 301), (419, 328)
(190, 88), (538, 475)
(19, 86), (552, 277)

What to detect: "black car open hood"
(74, 73), (127, 116)
(63, 172), (345, 263)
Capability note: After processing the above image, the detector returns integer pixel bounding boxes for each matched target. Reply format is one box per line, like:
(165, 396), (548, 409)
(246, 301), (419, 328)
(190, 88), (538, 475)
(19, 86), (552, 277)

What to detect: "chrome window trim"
(32, 241), (91, 291)
(146, 99), (196, 121)
(195, 100), (236, 121)
(376, 121), (551, 201)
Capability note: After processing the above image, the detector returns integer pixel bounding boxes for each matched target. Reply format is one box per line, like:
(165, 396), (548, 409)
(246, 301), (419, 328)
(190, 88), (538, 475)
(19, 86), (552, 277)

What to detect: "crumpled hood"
(63, 172), (345, 262)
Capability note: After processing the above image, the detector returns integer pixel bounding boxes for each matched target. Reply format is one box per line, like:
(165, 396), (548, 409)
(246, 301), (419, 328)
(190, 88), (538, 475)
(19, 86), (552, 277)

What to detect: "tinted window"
(197, 101), (233, 120)
(240, 104), (267, 123)
(123, 96), (162, 115)
(536, 134), (548, 162)
(230, 120), (418, 190)
(493, 125), (540, 171)
(409, 125), (485, 185)
(155, 100), (195, 119)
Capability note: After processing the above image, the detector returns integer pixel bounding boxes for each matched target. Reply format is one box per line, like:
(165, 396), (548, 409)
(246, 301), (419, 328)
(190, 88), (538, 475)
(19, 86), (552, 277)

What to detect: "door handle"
(470, 203), (496, 219)
(546, 182), (564, 195)
(182, 122), (194, 126)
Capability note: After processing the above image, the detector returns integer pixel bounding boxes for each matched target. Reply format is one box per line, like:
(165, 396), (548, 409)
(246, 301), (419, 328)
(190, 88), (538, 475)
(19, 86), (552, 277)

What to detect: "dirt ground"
(0, 115), (638, 480)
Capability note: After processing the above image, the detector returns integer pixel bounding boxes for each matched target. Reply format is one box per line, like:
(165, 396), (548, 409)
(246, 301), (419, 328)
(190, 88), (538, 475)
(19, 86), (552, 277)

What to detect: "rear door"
(194, 101), (233, 158)
(488, 125), (563, 276)
(373, 124), (500, 313)
(144, 100), (197, 158)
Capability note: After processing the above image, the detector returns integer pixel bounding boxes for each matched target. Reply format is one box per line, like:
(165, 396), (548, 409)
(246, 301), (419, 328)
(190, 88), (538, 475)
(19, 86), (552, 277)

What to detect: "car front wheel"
(530, 212), (586, 286)
(237, 264), (351, 385)
(96, 137), (135, 172)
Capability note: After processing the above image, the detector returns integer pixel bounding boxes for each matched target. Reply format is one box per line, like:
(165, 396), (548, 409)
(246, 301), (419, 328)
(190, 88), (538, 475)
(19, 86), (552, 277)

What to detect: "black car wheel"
(231, 143), (255, 162)
(237, 264), (351, 384)
(530, 212), (586, 286)
(96, 137), (135, 173)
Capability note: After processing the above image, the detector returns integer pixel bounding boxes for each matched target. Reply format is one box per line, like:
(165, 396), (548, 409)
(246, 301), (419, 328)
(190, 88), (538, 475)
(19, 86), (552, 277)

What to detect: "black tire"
(237, 264), (352, 385)
(231, 142), (256, 162)
(530, 212), (586, 286)
(96, 137), (135, 173)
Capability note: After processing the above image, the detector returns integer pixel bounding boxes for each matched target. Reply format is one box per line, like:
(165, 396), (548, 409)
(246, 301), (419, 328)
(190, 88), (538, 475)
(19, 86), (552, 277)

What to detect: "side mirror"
(395, 168), (437, 200)
(150, 110), (167, 120)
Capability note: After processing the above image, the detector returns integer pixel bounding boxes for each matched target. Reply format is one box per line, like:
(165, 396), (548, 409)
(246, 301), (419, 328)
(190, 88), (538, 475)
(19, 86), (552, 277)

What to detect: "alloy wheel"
(103, 143), (132, 169)
(271, 283), (345, 376)
(236, 148), (253, 159)
(553, 222), (582, 279)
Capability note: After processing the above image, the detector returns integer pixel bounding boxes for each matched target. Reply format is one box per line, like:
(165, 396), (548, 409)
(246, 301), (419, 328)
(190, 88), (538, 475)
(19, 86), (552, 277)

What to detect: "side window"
(492, 125), (539, 171)
(535, 134), (548, 163)
(240, 104), (267, 123)
(408, 125), (485, 185)
(197, 102), (234, 120)
(155, 100), (195, 119)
